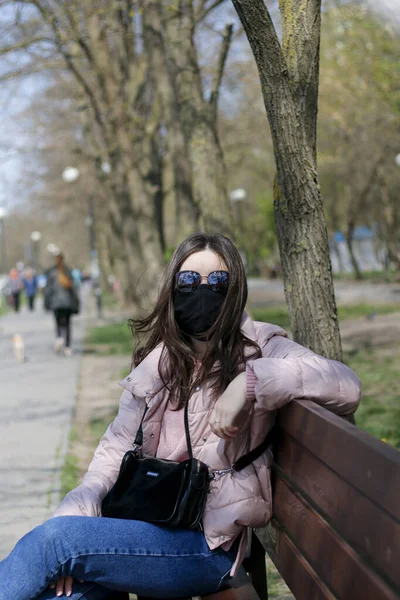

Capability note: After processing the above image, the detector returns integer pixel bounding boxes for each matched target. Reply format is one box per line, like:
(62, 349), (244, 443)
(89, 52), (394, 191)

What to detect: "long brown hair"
(130, 233), (261, 408)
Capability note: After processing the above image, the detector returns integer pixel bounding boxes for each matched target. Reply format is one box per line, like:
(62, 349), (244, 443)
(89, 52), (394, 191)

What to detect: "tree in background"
(1, 0), (400, 306)
(318, 2), (400, 279)
(0, 0), (234, 306)
(217, 1), (400, 282)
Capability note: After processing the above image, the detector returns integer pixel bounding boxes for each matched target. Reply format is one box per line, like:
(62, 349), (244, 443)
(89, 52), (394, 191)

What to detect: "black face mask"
(174, 284), (227, 337)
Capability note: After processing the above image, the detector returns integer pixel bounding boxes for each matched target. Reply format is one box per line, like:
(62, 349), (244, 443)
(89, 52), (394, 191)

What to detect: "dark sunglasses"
(175, 270), (229, 292)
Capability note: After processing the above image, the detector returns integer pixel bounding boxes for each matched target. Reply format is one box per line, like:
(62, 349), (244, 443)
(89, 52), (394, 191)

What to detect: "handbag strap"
(133, 405), (149, 448)
(211, 425), (278, 481)
(184, 397), (193, 460)
(133, 397), (276, 474)
(232, 425), (278, 472)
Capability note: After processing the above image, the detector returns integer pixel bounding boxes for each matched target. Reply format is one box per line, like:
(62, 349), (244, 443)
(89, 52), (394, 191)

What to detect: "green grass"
(89, 410), (118, 444)
(120, 367), (131, 379)
(86, 321), (134, 355)
(101, 291), (120, 310)
(252, 304), (400, 448)
(60, 453), (80, 498)
(333, 269), (397, 282)
(252, 303), (400, 330)
(345, 347), (400, 448)
(251, 306), (291, 329)
(338, 304), (400, 320)
(0, 297), (9, 316)
(266, 558), (292, 598)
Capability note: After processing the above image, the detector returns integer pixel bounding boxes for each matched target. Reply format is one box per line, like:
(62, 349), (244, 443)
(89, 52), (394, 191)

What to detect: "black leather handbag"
(102, 399), (276, 529)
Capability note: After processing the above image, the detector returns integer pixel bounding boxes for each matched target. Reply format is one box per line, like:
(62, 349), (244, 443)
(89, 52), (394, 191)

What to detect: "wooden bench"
(134, 398), (400, 600)
(257, 399), (400, 600)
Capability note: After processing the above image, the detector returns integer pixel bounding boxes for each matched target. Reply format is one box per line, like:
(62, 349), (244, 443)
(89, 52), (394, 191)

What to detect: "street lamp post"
(62, 166), (100, 283)
(0, 207), (8, 274)
(84, 196), (96, 260)
(230, 188), (247, 226)
(47, 242), (60, 256)
(229, 188), (248, 272)
(30, 230), (42, 270)
(62, 166), (80, 184)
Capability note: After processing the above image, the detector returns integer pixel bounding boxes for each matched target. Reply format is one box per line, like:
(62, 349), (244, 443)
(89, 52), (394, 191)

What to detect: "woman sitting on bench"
(0, 233), (361, 600)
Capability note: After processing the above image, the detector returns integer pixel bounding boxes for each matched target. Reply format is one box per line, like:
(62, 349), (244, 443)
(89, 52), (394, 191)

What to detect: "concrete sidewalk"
(0, 290), (88, 559)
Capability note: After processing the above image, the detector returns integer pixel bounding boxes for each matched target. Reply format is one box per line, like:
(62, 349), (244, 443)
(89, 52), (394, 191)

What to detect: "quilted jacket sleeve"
(246, 333), (361, 417)
(53, 389), (141, 518)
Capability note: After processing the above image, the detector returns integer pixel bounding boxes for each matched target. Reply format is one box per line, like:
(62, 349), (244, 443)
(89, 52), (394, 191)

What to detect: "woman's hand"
(49, 576), (84, 597)
(210, 372), (247, 439)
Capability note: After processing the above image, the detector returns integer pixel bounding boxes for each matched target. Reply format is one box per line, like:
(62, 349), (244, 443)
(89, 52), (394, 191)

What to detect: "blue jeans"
(0, 517), (237, 600)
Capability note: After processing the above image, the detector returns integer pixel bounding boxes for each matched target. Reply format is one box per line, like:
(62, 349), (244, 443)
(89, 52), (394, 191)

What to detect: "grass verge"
(333, 269), (398, 282)
(60, 454), (80, 498)
(345, 347), (400, 448)
(0, 298), (9, 316)
(89, 411), (118, 444)
(86, 321), (134, 355)
(266, 557), (293, 598)
(59, 426), (80, 498)
(252, 303), (400, 330)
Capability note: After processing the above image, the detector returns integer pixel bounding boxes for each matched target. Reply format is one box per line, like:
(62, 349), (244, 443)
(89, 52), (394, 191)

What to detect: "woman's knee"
(24, 517), (76, 558)
(37, 517), (72, 542)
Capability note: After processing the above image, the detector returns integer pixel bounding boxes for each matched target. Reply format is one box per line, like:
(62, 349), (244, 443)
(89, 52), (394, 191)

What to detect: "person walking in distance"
(7, 267), (23, 312)
(44, 254), (80, 356)
(22, 267), (38, 311)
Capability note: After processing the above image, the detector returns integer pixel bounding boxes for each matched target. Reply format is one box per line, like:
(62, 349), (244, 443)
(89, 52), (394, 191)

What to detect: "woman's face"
(179, 249), (228, 277)
(174, 250), (229, 342)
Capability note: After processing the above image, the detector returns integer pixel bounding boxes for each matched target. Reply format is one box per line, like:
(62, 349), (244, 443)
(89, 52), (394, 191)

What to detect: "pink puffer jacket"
(54, 315), (361, 573)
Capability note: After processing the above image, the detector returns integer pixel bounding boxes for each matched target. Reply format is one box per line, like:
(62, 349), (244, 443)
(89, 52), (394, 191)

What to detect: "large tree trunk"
(232, 0), (342, 360)
(142, 2), (199, 242)
(160, 0), (234, 235)
(84, 5), (165, 307)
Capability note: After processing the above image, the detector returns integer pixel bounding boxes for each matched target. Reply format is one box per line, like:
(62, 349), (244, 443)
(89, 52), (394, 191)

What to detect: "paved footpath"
(0, 289), (88, 559)
(248, 278), (400, 307)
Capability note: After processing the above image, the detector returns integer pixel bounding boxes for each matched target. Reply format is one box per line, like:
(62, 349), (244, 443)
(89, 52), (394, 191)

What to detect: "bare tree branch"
(209, 23), (233, 123)
(0, 60), (63, 81)
(196, 0), (228, 22)
(231, 0), (290, 117)
(60, 2), (96, 67)
(25, 0), (110, 144)
(0, 36), (55, 55)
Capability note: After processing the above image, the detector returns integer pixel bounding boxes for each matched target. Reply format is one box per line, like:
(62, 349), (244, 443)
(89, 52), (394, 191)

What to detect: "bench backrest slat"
(262, 399), (400, 600)
(276, 432), (400, 590)
(272, 474), (398, 600)
(261, 520), (337, 600)
(281, 400), (400, 521)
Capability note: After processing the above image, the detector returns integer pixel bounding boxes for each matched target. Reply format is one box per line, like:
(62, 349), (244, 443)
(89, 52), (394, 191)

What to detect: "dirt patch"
(71, 354), (130, 477)
(340, 312), (400, 352)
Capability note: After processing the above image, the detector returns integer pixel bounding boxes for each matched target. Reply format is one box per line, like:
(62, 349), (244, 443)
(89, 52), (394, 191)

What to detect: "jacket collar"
(120, 344), (164, 402)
